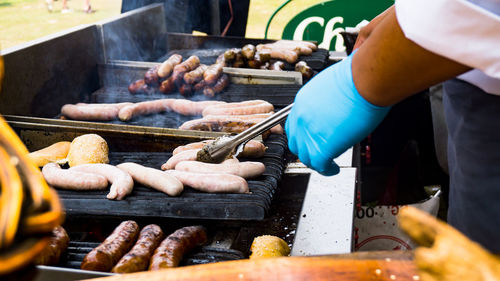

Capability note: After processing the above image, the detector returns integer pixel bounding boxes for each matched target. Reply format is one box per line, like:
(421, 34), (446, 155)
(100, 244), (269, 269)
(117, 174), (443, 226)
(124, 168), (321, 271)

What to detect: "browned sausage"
(267, 48), (298, 64)
(203, 63), (224, 85)
(61, 103), (133, 121)
(246, 59), (262, 69)
(275, 39), (317, 51)
(183, 64), (208, 84)
(201, 100), (274, 116)
(193, 79), (208, 92)
(202, 74), (230, 97)
(128, 79), (153, 94)
(241, 44), (256, 60)
(159, 76), (176, 94)
(172, 56), (200, 82)
(175, 160), (266, 179)
(215, 53), (226, 66)
(158, 54), (183, 78)
(81, 221), (140, 272)
(223, 48), (238, 62)
(118, 99), (175, 121)
(255, 50), (271, 63)
(144, 66), (160, 86)
(295, 61), (314, 79)
(202, 113), (283, 135)
(178, 119), (257, 134)
(149, 226), (207, 270)
(42, 163), (109, 190)
(112, 224), (165, 273)
(232, 52), (245, 68)
(170, 100), (226, 116)
(178, 83), (193, 97)
(34, 226), (70, 266)
(269, 61), (285, 71)
(164, 171), (249, 193)
(172, 139), (266, 158)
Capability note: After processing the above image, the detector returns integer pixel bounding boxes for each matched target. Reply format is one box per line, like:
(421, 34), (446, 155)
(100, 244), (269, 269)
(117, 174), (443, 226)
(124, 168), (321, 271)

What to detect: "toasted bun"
(67, 134), (109, 167)
(249, 235), (290, 259)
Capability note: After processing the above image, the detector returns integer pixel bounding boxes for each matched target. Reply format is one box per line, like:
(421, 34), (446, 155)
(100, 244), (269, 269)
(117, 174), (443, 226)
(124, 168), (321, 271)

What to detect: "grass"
(0, 0), (122, 50)
(0, 0), (325, 51)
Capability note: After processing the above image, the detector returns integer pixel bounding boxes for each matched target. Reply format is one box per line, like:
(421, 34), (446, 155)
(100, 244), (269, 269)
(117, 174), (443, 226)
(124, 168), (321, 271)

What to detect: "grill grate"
(57, 134), (287, 220)
(59, 241), (244, 270)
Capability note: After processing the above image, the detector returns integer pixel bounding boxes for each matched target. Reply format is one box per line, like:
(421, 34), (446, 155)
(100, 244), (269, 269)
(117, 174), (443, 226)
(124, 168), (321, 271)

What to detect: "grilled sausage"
(276, 39), (317, 51)
(118, 99), (175, 121)
(69, 164), (134, 200)
(144, 66), (161, 87)
(232, 52), (245, 68)
(81, 221), (140, 272)
(175, 160), (266, 179)
(128, 79), (154, 94)
(201, 100), (274, 116)
(203, 74), (229, 97)
(269, 61), (285, 71)
(61, 103), (133, 121)
(215, 53), (226, 66)
(149, 226), (207, 270)
(170, 100), (226, 116)
(202, 114), (283, 135)
(203, 63), (224, 85)
(183, 64), (208, 85)
(161, 149), (198, 170)
(246, 59), (262, 69)
(295, 61), (314, 80)
(273, 42), (312, 56)
(267, 48), (298, 64)
(178, 119), (257, 134)
(255, 50), (271, 63)
(34, 226), (70, 266)
(172, 139), (266, 158)
(117, 162), (183, 196)
(42, 163), (109, 190)
(172, 56), (200, 82)
(159, 76), (176, 94)
(193, 79), (208, 93)
(112, 224), (165, 273)
(164, 170), (249, 193)
(223, 48), (238, 62)
(260, 62), (270, 70)
(241, 44), (256, 60)
(158, 54), (183, 78)
(178, 83), (193, 97)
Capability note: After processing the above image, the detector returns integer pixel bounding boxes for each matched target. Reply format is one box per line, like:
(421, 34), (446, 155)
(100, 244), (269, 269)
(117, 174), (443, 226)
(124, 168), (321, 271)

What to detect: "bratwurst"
(42, 163), (109, 190)
(81, 221), (139, 272)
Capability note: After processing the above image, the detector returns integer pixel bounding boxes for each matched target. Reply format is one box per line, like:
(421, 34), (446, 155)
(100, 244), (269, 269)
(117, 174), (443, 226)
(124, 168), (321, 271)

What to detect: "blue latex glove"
(285, 53), (391, 176)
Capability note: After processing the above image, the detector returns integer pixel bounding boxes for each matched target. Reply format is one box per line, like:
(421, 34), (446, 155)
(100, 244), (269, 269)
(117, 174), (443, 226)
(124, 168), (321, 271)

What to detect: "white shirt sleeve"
(395, 0), (500, 80)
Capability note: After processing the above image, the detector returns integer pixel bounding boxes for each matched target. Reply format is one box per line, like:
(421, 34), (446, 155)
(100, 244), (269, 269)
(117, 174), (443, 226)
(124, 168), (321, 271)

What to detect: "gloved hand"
(285, 52), (390, 175)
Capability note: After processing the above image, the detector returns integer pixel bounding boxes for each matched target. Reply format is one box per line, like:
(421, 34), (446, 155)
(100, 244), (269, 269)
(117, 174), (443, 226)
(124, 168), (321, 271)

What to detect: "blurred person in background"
(46, 0), (93, 13)
(285, 0), (500, 254)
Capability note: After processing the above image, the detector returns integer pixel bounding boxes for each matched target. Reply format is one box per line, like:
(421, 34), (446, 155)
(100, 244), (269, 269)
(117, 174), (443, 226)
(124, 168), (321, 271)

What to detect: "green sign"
(282, 0), (393, 51)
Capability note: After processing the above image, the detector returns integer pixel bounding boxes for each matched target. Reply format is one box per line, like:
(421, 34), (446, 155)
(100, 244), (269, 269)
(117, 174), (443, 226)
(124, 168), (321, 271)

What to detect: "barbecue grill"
(0, 3), (359, 280)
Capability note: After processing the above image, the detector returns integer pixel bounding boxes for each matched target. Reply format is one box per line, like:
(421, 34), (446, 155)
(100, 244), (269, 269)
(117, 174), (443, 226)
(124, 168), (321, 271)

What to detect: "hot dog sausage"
(42, 163), (109, 190)
(34, 226), (70, 266)
(203, 114), (283, 134)
(178, 119), (257, 134)
(144, 66), (160, 87)
(183, 64), (208, 85)
(118, 99), (175, 121)
(295, 61), (314, 80)
(161, 149), (198, 170)
(158, 54), (183, 78)
(203, 63), (224, 85)
(172, 139), (266, 158)
(61, 103), (133, 121)
(69, 164), (134, 200)
(178, 83), (193, 97)
(149, 226), (207, 270)
(201, 100), (274, 116)
(81, 221), (139, 272)
(112, 224), (164, 273)
(164, 170), (249, 193)
(241, 44), (256, 60)
(128, 79), (154, 95)
(117, 162), (183, 196)
(172, 56), (200, 82)
(170, 100), (226, 116)
(175, 160), (266, 179)
(202, 74), (229, 97)
(159, 76), (176, 94)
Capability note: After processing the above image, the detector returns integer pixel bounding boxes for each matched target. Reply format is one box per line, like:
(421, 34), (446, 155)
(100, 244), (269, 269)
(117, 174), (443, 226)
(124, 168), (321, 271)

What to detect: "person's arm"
(353, 7), (471, 106)
(352, 5), (394, 50)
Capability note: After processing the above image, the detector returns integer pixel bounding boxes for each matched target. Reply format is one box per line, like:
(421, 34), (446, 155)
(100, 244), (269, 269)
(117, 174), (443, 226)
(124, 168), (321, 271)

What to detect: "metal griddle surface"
(57, 134), (287, 220)
(61, 241), (244, 270)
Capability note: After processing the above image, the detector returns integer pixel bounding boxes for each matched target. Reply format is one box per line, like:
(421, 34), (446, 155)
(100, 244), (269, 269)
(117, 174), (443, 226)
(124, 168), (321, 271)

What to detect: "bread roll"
(67, 134), (109, 167)
(28, 141), (71, 167)
(249, 235), (290, 259)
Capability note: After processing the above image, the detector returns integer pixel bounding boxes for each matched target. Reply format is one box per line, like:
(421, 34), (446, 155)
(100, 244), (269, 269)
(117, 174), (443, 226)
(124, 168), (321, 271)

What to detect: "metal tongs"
(196, 103), (293, 163)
